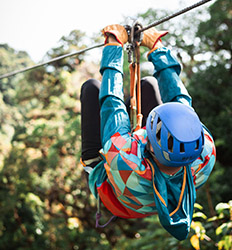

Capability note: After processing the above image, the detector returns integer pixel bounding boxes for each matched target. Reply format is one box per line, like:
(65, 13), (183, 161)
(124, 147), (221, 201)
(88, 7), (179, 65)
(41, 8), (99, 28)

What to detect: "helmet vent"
(180, 143), (185, 153)
(156, 118), (162, 146)
(168, 133), (173, 152)
(150, 118), (154, 129)
(150, 112), (156, 129)
(201, 132), (204, 145)
(195, 139), (199, 150)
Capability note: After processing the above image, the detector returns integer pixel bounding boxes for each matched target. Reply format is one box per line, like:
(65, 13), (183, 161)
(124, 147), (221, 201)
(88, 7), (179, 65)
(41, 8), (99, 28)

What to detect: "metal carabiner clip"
(125, 21), (143, 63)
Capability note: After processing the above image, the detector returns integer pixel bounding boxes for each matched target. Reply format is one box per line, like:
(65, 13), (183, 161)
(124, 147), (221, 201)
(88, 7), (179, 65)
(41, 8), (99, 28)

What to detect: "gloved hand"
(102, 24), (128, 46)
(141, 27), (168, 55)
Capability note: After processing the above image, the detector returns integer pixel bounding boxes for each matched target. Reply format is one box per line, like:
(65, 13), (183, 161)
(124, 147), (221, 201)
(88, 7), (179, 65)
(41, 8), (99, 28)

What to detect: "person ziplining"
(0, 0), (215, 241)
(80, 24), (216, 241)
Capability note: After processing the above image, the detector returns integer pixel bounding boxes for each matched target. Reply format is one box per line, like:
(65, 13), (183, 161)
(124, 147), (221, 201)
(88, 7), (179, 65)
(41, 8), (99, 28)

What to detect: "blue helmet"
(146, 102), (204, 167)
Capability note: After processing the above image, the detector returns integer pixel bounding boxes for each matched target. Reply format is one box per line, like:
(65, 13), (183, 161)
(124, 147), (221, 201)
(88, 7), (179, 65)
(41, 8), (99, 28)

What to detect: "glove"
(102, 24), (128, 46)
(141, 27), (168, 55)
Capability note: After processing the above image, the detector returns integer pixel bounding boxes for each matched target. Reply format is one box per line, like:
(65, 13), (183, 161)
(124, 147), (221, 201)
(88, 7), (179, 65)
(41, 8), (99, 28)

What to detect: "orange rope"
(134, 43), (143, 131)
(129, 63), (137, 130)
(130, 42), (143, 132)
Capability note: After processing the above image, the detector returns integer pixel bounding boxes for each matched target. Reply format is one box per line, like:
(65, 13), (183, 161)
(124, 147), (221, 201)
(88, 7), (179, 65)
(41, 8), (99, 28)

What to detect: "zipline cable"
(0, 43), (104, 80)
(0, 0), (213, 80)
(137, 0), (213, 34)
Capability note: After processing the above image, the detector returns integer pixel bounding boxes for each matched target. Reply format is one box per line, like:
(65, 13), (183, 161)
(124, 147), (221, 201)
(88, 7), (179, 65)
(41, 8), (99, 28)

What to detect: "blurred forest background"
(0, 0), (231, 249)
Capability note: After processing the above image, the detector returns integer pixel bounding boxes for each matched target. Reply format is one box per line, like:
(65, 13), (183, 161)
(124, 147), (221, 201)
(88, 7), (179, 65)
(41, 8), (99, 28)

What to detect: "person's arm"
(99, 25), (131, 146)
(141, 27), (191, 106)
(99, 44), (131, 145)
(148, 47), (192, 106)
(144, 28), (216, 181)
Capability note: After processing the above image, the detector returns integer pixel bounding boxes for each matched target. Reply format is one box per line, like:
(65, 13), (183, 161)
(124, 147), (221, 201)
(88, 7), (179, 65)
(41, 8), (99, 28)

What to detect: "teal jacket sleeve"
(99, 45), (131, 145)
(148, 47), (192, 106)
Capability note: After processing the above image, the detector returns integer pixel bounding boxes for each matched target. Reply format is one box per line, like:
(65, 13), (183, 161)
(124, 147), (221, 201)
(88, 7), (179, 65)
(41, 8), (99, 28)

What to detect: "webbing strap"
(80, 156), (102, 174)
(83, 166), (93, 174)
(129, 42), (143, 132)
(130, 62), (137, 129)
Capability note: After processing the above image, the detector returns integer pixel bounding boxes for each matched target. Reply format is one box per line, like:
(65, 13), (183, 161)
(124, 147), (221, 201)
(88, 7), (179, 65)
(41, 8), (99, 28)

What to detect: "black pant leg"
(125, 76), (162, 127)
(80, 79), (102, 161)
(140, 76), (162, 127)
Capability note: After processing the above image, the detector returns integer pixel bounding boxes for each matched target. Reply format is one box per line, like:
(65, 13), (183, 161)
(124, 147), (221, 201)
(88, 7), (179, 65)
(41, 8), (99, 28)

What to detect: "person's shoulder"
(189, 124), (216, 188)
(132, 128), (148, 155)
(132, 127), (147, 141)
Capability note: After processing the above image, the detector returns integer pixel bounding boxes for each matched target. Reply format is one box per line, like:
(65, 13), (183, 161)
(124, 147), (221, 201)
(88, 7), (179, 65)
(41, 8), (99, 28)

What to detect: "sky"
(0, 0), (212, 62)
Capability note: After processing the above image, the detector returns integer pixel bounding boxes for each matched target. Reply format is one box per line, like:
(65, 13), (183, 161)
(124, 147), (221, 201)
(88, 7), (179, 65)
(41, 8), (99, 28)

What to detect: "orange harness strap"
(129, 42), (143, 132)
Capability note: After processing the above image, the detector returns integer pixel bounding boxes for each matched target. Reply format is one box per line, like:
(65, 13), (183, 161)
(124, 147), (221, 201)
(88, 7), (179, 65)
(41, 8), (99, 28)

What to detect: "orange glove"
(141, 27), (168, 55)
(102, 24), (128, 46)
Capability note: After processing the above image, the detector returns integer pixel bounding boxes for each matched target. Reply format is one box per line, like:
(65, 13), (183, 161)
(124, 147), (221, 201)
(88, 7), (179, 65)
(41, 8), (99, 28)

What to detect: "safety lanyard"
(126, 22), (143, 132)
(129, 43), (143, 132)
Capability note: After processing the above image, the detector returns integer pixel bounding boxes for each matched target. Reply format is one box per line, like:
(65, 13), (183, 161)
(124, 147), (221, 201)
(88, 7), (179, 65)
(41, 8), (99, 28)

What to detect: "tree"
(45, 30), (87, 73)
(0, 31), (103, 249)
(0, 44), (33, 186)
(187, 0), (232, 206)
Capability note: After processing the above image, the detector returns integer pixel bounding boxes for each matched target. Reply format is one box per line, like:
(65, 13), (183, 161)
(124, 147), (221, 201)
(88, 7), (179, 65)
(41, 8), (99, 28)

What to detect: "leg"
(140, 76), (162, 127)
(125, 76), (162, 127)
(80, 79), (102, 164)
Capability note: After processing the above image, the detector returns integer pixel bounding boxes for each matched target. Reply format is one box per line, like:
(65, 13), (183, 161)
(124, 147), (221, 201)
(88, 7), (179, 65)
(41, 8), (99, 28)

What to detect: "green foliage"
(114, 215), (193, 250)
(0, 33), (102, 249)
(188, 63), (232, 166)
(188, 0), (232, 167)
(0, 44), (33, 105)
(197, 0), (232, 52)
(46, 30), (87, 73)
(191, 201), (232, 250)
(187, 0), (232, 207)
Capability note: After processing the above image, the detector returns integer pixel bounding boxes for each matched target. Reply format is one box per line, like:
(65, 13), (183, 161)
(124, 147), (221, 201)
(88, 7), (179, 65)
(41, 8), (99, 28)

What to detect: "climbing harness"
(0, 0), (213, 80)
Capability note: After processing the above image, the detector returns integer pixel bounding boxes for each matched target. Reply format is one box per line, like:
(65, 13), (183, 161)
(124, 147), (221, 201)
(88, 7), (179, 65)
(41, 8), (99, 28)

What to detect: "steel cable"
(137, 0), (213, 33)
(0, 43), (104, 80)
